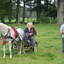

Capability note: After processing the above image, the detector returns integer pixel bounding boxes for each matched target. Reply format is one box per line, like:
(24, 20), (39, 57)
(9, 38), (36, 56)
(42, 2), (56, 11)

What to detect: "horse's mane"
(0, 23), (11, 32)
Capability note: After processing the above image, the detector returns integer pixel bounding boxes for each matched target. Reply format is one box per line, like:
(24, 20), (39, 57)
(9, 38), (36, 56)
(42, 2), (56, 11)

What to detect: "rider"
(24, 22), (36, 51)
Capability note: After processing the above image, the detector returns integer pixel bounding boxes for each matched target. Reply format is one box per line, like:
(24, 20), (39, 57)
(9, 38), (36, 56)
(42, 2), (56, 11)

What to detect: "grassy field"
(0, 24), (63, 64)
(2, 18), (36, 23)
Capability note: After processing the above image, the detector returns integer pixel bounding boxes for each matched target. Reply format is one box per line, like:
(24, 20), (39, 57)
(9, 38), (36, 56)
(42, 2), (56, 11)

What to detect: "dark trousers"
(62, 38), (64, 53)
(30, 36), (35, 47)
(26, 33), (35, 47)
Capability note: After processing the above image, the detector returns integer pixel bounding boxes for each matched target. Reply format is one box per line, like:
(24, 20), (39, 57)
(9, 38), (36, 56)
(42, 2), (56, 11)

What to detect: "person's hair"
(27, 22), (33, 31)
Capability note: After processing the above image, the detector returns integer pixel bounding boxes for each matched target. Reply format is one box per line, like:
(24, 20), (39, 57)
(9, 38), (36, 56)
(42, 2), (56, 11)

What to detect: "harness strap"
(11, 27), (18, 38)
(2, 30), (10, 45)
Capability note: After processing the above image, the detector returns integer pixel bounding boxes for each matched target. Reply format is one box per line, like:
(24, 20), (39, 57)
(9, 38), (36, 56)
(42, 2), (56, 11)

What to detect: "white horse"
(0, 22), (25, 58)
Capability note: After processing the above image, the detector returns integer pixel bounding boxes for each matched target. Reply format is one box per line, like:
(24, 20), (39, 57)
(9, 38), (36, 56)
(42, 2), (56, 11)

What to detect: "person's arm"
(33, 27), (36, 35)
(24, 28), (27, 33)
(29, 27), (36, 36)
(60, 25), (63, 34)
(60, 31), (64, 34)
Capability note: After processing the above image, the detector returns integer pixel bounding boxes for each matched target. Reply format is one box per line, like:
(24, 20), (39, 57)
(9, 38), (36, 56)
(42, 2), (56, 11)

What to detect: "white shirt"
(60, 24), (64, 38)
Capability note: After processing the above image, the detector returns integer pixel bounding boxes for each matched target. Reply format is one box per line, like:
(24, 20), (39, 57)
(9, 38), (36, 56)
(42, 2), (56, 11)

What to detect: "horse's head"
(0, 22), (11, 35)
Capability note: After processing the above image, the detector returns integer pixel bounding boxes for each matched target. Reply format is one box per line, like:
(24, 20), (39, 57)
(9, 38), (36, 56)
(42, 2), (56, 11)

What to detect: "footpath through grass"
(0, 24), (63, 64)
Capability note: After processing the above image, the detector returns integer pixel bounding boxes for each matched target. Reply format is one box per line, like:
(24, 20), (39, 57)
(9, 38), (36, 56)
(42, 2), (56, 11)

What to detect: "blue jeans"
(62, 38), (64, 54)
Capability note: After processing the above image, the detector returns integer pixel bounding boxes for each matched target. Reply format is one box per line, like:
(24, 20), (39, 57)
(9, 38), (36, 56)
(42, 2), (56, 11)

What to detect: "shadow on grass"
(25, 48), (34, 53)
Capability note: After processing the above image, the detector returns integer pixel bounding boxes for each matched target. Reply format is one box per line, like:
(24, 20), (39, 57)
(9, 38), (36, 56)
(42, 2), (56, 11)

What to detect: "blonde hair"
(27, 22), (33, 31)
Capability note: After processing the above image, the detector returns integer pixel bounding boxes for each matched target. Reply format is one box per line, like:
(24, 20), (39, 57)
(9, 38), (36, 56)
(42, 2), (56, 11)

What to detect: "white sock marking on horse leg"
(9, 41), (12, 58)
(3, 45), (6, 58)
(19, 42), (22, 54)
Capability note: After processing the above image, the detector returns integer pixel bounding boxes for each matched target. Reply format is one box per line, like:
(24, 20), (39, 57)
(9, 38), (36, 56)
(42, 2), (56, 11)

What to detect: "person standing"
(60, 24), (64, 54)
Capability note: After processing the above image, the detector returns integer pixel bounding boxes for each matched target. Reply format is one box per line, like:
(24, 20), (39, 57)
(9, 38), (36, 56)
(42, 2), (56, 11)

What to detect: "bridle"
(0, 29), (10, 45)
(1, 29), (10, 40)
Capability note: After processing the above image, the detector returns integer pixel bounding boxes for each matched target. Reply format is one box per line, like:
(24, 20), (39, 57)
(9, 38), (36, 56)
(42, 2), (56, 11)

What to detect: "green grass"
(0, 24), (63, 64)
(0, 18), (36, 23)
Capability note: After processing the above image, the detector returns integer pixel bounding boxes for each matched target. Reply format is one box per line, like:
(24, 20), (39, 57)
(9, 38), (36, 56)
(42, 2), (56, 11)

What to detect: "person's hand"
(60, 31), (64, 34)
(29, 33), (33, 36)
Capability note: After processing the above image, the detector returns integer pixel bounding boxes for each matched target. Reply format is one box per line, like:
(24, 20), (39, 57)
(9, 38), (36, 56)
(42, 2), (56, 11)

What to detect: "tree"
(44, 0), (48, 11)
(37, 0), (41, 20)
(25, 0), (34, 22)
(0, 0), (10, 23)
(63, 0), (64, 22)
(22, 0), (25, 23)
(47, 4), (57, 19)
(57, 0), (63, 24)
(25, 10), (30, 22)
(9, 0), (12, 23)
(25, 0), (42, 22)
(16, 0), (20, 24)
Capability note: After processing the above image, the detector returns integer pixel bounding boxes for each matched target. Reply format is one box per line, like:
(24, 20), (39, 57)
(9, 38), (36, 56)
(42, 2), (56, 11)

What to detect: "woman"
(24, 22), (36, 50)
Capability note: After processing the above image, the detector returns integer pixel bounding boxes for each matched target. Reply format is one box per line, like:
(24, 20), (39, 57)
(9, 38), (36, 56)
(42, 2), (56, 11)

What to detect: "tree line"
(0, 0), (63, 24)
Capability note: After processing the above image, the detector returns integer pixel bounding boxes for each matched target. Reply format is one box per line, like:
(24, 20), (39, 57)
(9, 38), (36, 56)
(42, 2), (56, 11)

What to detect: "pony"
(0, 22), (25, 58)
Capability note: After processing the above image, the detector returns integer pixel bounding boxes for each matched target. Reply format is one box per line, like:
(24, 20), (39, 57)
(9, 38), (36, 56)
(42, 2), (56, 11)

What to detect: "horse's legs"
(21, 41), (25, 53)
(11, 42), (13, 49)
(17, 41), (25, 55)
(17, 42), (20, 54)
(19, 41), (22, 54)
(3, 45), (6, 58)
(9, 41), (12, 58)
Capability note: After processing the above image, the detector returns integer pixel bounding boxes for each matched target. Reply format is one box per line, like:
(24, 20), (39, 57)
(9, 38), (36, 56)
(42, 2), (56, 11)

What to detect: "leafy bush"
(37, 13), (50, 24)
(37, 13), (57, 24)
(50, 18), (57, 24)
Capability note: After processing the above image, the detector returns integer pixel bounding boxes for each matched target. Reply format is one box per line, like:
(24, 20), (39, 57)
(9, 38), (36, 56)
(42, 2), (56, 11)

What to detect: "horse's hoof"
(10, 57), (12, 58)
(18, 52), (21, 55)
(3, 56), (5, 58)
(3, 55), (5, 58)
(10, 55), (12, 58)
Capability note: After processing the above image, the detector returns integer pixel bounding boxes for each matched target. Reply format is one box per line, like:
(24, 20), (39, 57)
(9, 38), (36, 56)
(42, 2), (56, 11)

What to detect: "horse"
(0, 22), (25, 58)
